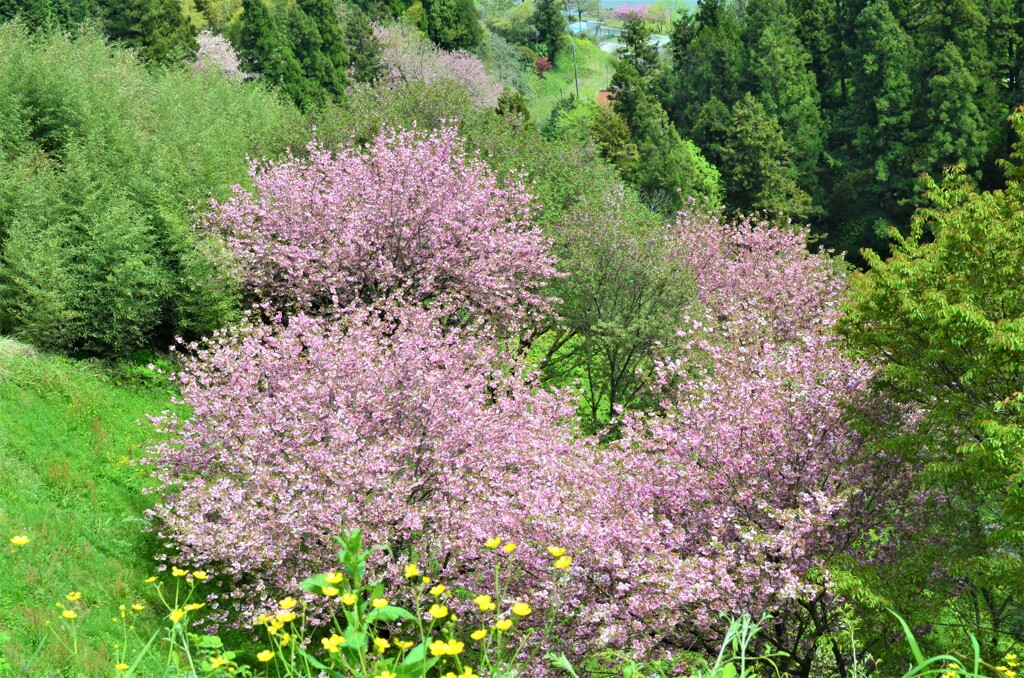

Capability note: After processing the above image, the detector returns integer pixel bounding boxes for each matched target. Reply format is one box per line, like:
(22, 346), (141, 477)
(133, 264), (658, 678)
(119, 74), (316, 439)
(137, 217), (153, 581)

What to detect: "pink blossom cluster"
(146, 304), (593, 633)
(192, 30), (247, 81)
(374, 24), (502, 109)
(205, 126), (556, 330)
(611, 4), (652, 21)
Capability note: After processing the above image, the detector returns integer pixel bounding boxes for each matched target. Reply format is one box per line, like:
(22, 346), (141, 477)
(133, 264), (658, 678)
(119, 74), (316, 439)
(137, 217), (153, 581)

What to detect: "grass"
(0, 340), (178, 676)
(528, 37), (615, 122)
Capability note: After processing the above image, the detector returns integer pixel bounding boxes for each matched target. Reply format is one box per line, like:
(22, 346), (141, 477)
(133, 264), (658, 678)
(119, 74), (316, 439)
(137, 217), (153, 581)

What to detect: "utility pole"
(572, 40), (580, 99)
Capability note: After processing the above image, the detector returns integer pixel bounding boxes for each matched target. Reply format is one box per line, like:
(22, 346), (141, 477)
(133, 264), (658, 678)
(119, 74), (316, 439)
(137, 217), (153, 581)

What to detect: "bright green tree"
(423, 0), (482, 50)
(842, 113), (1024, 655)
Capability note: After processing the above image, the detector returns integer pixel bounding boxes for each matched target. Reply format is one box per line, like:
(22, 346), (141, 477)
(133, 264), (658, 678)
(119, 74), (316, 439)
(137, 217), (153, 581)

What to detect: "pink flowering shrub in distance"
(375, 24), (502, 109)
(204, 126), (556, 331)
(611, 5), (651, 21)
(146, 304), (595, 633)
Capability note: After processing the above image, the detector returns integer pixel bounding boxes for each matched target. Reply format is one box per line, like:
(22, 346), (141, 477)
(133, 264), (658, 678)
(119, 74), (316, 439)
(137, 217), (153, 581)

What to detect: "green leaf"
(365, 606), (416, 623)
(299, 573), (332, 594)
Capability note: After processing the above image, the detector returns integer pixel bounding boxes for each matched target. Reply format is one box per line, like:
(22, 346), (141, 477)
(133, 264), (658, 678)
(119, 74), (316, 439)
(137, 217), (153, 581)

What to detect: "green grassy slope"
(0, 339), (176, 676)
(528, 37), (615, 122)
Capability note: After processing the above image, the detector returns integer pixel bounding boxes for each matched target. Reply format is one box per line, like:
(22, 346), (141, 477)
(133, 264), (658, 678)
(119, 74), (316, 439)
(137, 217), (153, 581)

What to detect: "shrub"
(205, 125), (557, 330)
(0, 24), (301, 357)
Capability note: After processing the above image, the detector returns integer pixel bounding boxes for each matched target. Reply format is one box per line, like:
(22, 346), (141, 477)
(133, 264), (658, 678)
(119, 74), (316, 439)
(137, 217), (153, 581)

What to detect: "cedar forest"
(0, 0), (1023, 677)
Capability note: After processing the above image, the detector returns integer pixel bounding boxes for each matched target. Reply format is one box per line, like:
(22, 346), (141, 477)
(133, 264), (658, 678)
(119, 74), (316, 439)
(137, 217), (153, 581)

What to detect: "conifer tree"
(343, 5), (383, 84)
(238, 0), (307, 106)
(296, 0), (348, 97)
(618, 15), (658, 77)
(533, 0), (566, 61)
(101, 0), (198, 64)
(423, 0), (482, 50)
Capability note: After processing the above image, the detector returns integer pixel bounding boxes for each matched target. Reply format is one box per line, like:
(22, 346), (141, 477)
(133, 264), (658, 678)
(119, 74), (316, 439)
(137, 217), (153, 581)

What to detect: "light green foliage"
(842, 113), (1024, 657)
(0, 25), (301, 356)
(0, 344), (177, 675)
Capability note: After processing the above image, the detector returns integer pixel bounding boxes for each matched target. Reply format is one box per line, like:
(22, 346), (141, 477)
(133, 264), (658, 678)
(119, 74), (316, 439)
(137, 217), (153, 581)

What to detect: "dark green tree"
(238, 0), (308, 106)
(342, 5), (383, 84)
(691, 95), (731, 169)
(720, 93), (810, 217)
(100, 0), (198, 64)
(618, 15), (658, 77)
(423, 0), (482, 50)
(294, 0), (348, 98)
(533, 0), (566, 61)
(496, 88), (531, 120)
(916, 42), (986, 178)
(590, 106), (639, 179)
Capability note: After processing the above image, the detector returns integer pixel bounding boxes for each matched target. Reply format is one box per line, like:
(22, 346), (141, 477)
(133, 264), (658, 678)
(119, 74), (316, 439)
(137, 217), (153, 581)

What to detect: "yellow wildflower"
(61, 610), (77, 620)
(430, 584), (447, 596)
(554, 555), (573, 570)
(325, 571), (344, 584)
(10, 535), (29, 546)
(256, 650), (275, 662)
(322, 634), (345, 653)
(547, 546), (566, 557)
(145, 576), (158, 584)
(321, 586), (339, 597)
(168, 609), (185, 623)
(279, 632), (291, 647)
(192, 570), (208, 581)
(484, 537), (501, 549)
(501, 543), (516, 553)
(473, 594), (496, 611)
(373, 637), (391, 653)
(446, 639), (464, 655)
(184, 603), (205, 612)
(395, 639), (414, 649)
(375, 673), (397, 678)
(267, 620), (284, 635)
(429, 604), (449, 619)
(274, 611), (296, 624)
(115, 663), (130, 671)
(341, 593), (358, 606)
(404, 563), (421, 578)
(1008, 655), (1019, 662)
(131, 603), (144, 611)
(422, 576), (432, 584)
(65, 591), (82, 602)
(471, 629), (487, 641)
(460, 668), (478, 678)
(372, 597), (388, 609)
(511, 602), (532, 617)
(278, 597), (297, 610)
(429, 639), (466, 656)
(171, 567), (187, 577)
(209, 656), (230, 669)
(494, 619), (512, 631)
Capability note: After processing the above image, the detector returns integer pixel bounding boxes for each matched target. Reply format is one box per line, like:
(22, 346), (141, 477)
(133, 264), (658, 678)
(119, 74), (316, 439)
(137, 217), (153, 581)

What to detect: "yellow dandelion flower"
(168, 609), (185, 623)
(145, 576), (158, 584)
(192, 571), (208, 581)
(429, 584), (447, 597)
(131, 603), (144, 611)
(322, 634), (345, 653)
(115, 663), (130, 671)
(473, 594), (496, 611)
(404, 563), (421, 578)
(184, 603), (205, 612)
(501, 543), (517, 553)
(429, 604), (449, 619)
(61, 610), (77, 620)
(373, 637), (391, 653)
(484, 537), (501, 549)
(554, 555), (573, 570)
(372, 597), (388, 609)
(209, 656), (230, 668)
(471, 629), (487, 641)
(395, 639), (414, 649)
(171, 567), (188, 577)
(494, 619), (512, 631)
(321, 586), (339, 597)
(511, 602), (532, 617)
(325, 571), (344, 584)
(257, 650), (275, 662)
(341, 593), (357, 606)
(65, 591), (82, 602)
(10, 535), (29, 546)
(547, 546), (566, 557)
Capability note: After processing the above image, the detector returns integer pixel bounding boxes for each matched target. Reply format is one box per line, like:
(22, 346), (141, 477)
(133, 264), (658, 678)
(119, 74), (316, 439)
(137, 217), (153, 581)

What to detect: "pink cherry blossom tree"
(204, 125), (557, 331)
